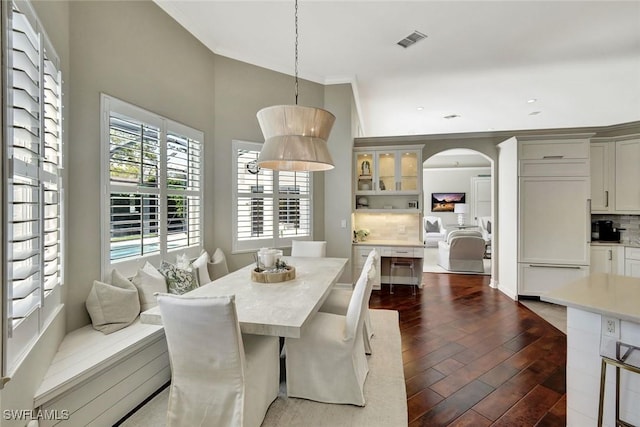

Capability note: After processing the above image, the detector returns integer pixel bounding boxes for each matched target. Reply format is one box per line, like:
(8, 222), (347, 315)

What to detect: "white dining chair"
(319, 249), (378, 354)
(157, 294), (279, 427)
(284, 260), (375, 406)
(291, 240), (327, 257)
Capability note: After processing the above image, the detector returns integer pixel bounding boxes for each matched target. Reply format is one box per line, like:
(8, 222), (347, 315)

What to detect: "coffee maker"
(594, 220), (621, 242)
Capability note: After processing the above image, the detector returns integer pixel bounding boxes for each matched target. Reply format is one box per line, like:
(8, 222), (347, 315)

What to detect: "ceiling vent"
(397, 31), (427, 48)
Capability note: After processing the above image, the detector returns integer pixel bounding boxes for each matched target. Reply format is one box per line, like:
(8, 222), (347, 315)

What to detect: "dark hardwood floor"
(369, 272), (566, 427)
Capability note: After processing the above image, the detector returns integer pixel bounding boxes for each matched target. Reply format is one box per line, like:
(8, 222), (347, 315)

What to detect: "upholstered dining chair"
(291, 240), (327, 257)
(319, 249), (378, 355)
(284, 260), (375, 405)
(157, 294), (279, 427)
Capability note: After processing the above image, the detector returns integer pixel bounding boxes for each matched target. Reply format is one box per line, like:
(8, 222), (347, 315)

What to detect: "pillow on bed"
(86, 274), (140, 334)
(132, 262), (168, 311)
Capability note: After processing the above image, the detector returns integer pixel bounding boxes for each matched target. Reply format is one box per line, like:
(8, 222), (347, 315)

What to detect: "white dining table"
(140, 256), (348, 338)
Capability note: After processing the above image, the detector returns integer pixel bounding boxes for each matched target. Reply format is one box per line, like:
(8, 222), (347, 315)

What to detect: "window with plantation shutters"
(101, 95), (203, 278)
(232, 141), (312, 252)
(3, 0), (63, 376)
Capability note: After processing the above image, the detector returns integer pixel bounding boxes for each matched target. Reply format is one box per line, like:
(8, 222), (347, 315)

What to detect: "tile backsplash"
(353, 213), (421, 241)
(591, 214), (640, 244)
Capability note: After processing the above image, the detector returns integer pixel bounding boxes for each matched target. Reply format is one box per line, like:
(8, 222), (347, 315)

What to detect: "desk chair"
(390, 257), (416, 295)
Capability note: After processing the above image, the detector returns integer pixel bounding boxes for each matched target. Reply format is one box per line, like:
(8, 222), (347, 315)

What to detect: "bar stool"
(389, 257), (416, 295)
(597, 341), (640, 427)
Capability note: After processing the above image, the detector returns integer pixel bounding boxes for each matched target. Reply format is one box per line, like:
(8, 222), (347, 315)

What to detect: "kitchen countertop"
(353, 239), (425, 248)
(542, 273), (640, 323)
(591, 241), (640, 248)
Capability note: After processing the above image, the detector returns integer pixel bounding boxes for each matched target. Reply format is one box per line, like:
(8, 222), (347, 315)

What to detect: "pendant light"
(256, 0), (335, 172)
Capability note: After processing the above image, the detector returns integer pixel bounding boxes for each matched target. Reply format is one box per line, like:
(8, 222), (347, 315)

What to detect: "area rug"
(422, 247), (491, 276)
(119, 309), (407, 427)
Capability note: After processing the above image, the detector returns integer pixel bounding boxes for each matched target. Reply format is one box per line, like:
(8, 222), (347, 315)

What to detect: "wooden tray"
(251, 266), (296, 283)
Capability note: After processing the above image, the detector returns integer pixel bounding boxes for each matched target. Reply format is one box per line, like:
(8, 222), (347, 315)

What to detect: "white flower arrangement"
(355, 229), (370, 241)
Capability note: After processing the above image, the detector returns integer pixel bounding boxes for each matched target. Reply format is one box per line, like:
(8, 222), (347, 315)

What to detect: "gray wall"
(65, 0), (333, 331)
(66, 0), (217, 331)
(324, 84), (358, 283)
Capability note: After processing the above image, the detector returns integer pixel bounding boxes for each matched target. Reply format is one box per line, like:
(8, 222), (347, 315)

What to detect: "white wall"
(497, 137), (518, 299)
(423, 167), (491, 226)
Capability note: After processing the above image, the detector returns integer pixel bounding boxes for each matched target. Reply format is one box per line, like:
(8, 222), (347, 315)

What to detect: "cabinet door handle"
(587, 199), (591, 243)
(543, 155), (564, 159)
(605, 190), (609, 207)
(395, 251), (410, 254)
(528, 264), (582, 269)
(609, 249), (613, 261)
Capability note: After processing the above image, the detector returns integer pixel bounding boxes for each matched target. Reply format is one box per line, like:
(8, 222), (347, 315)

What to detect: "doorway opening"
(422, 149), (494, 282)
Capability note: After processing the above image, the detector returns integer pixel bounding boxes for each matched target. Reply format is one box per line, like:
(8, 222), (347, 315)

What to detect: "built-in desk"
(353, 240), (424, 289)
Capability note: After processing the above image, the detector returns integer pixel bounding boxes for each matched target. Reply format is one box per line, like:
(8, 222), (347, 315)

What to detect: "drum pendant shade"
(257, 105), (335, 172)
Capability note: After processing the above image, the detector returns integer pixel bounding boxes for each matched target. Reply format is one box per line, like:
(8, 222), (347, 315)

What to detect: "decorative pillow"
(176, 253), (191, 270)
(192, 250), (211, 285)
(85, 276), (140, 334)
(132, 262), (168, 311)
(486, 220), (492, 234)
(208, 248), (229, 281)
(425, 220), (439, 233)
(159, 260), (198, 295)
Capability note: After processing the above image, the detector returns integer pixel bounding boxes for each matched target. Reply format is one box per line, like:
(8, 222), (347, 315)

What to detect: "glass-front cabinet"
(353, 145), (423, 212)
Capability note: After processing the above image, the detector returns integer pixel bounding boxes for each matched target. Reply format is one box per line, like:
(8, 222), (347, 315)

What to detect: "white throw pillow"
(132, 262), (168, 311)
(192, 250), (211, 285)
(207, 248), (229, 281)
(85, 274), (140, 334)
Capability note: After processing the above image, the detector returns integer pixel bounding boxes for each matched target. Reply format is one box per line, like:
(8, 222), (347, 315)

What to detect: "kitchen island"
(542, 273), (640, 426)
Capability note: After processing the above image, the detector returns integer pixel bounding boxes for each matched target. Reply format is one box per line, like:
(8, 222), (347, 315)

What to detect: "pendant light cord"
(294, 0), (299, 105)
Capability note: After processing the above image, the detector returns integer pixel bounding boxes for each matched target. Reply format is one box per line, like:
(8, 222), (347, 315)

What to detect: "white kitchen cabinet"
(590, 245), (623, 274)
(519, 264), (589, 296)
(615, 138), (640, 213)
(590, 135), (640, 214)
(353, 145), (423, 212)
(625, 247), (640, 278)
(518, 138), (589, 160)
(352, 245), (382, 290)
(519, 176), (590, 266)
(498, 133), (593, 298)
(354, 146), (421, 195)
(590, 142), (613, 213)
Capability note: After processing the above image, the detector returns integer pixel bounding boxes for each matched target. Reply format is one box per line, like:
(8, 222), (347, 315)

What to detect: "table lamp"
(454, 203), (468, 226)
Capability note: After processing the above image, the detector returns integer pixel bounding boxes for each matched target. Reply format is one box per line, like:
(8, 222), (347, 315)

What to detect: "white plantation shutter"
(3, 0), (63, 375)
(166, 130), (201, 251)
(232, 141), (312, 252)
(101, 96), (203, 277)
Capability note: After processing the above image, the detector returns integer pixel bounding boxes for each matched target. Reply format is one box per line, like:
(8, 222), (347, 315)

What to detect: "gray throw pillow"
(159, 261), (198, 295)
(425, 220), (439, 233)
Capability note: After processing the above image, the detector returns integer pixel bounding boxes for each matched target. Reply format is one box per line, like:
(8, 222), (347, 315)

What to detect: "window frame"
(100, 94), (203, 279)
(2, 0), (64, 377)
(231, 140), (313, 253)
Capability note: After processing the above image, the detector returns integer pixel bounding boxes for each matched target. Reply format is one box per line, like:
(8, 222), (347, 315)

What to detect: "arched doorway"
(422, 148), (496, 286)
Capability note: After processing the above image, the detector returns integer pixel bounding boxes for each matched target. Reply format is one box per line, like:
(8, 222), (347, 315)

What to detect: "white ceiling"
(155, 0), (640, 138)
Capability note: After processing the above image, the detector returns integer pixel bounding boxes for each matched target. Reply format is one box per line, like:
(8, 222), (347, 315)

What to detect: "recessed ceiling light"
(527, 98), (537, 103)
(417, 106), (424, 111)
(443, 114), (460, 119)
(529, 111), (541, 115)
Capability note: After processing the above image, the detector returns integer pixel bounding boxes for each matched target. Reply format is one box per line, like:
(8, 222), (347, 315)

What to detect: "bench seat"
(34, 318), (170, 426)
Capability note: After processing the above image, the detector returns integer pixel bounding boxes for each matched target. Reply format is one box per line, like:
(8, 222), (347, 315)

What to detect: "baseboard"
(497, 284), (518, 301)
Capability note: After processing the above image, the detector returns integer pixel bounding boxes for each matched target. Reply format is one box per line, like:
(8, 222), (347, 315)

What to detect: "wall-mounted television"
(431, 193), (465, 212)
